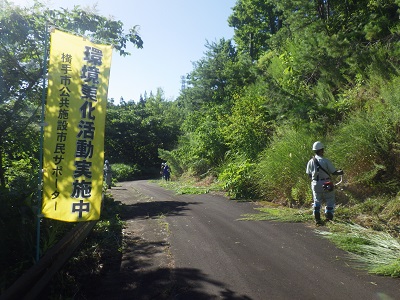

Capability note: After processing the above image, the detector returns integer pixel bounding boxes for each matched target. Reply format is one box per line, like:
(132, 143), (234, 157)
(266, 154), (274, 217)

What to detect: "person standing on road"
(163, 163), (171, 181)
(306, 141), (343, 225)
(104, 160), (112, 189)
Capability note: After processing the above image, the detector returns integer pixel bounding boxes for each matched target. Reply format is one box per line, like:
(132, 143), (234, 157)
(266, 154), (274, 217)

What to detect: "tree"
(161, 108), (228, 177)
(0, 0), (143, 187)
(179, 38), (255, 110)
(168, 0), (400, 202)
(228, 0), (283, 60)
(169, 38), (257, 176)
(221, 83), (274, 160)
(104, 88), (182, 175)
(250, 0), (400, 130)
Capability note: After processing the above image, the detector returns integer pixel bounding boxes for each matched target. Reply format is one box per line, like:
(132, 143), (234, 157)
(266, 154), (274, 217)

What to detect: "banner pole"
(36, 23), (50, 262)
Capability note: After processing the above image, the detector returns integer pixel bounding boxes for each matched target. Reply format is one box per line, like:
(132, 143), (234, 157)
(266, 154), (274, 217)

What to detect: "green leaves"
(105, 90), (182, 175)
(184, 38), (251, 106)
(228, 0), (283, 60)
(0, 0), (144, 184)
(221, 83), (273, 160)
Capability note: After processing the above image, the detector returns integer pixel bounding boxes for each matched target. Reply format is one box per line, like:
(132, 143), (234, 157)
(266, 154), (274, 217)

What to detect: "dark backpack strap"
(313, 157), (330, 178)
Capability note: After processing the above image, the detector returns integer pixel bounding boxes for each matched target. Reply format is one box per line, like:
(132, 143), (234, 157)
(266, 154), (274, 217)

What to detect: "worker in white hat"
(306, 141), (343, 225)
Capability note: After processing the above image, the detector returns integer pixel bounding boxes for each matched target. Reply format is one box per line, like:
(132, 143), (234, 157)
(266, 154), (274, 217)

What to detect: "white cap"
(312, 141), (324, 151)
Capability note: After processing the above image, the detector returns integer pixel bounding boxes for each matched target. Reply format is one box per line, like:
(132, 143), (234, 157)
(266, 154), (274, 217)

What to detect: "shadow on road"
(170, 268), (252, 300)
(117, 200), (199, 220)
(80, 198), (252, 299)
(117, 266), (253, 299)
(83, 235), (252, 300)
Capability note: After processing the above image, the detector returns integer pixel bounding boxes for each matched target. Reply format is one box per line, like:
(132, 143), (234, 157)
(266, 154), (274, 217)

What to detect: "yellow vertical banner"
(42, 29), (112, 222)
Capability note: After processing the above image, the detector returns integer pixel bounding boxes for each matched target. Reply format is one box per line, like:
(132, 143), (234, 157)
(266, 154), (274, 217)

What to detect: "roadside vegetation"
(41, 193), (124, 299)
(1, 0), (400, 296)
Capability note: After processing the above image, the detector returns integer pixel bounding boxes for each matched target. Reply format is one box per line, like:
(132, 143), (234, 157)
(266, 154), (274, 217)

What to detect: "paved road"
(87, 180), (400, 300)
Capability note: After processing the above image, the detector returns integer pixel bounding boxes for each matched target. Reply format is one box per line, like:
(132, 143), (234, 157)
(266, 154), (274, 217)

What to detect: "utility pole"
(180, 75), (186, 92)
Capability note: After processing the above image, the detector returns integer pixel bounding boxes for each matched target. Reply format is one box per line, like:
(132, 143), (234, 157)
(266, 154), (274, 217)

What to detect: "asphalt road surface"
(86, 180), (400, 300)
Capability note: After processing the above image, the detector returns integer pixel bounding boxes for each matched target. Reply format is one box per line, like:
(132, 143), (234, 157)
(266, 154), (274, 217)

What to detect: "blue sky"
(11, 0), (236, 102)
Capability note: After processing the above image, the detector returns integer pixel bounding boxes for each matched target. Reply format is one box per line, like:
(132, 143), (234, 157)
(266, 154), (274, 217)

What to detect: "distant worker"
(162, 163), (171, 181)
(104, 160), (112, 189)
(161, 162), (166, 179)
(306, 141), (343, 225)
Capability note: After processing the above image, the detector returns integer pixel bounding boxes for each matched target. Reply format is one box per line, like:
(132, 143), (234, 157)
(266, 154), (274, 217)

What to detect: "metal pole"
(36, 23), (49, 262)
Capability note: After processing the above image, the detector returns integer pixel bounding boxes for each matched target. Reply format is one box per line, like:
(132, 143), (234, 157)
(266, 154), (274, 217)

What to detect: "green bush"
(160, 111), (227, 177)
(159, 148), (183, 177)
(218, 155), (256, 199)
(4, 157), (37, 197)
(110, 163), (141, 181)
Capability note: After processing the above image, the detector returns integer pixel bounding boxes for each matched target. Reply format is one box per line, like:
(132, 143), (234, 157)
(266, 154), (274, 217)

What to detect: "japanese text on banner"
(42, 29), (112, 222)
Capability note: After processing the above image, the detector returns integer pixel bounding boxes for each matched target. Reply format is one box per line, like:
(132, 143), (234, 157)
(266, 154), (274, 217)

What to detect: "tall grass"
(253, 126), (314, 206)
(330, 76), (400, 196)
